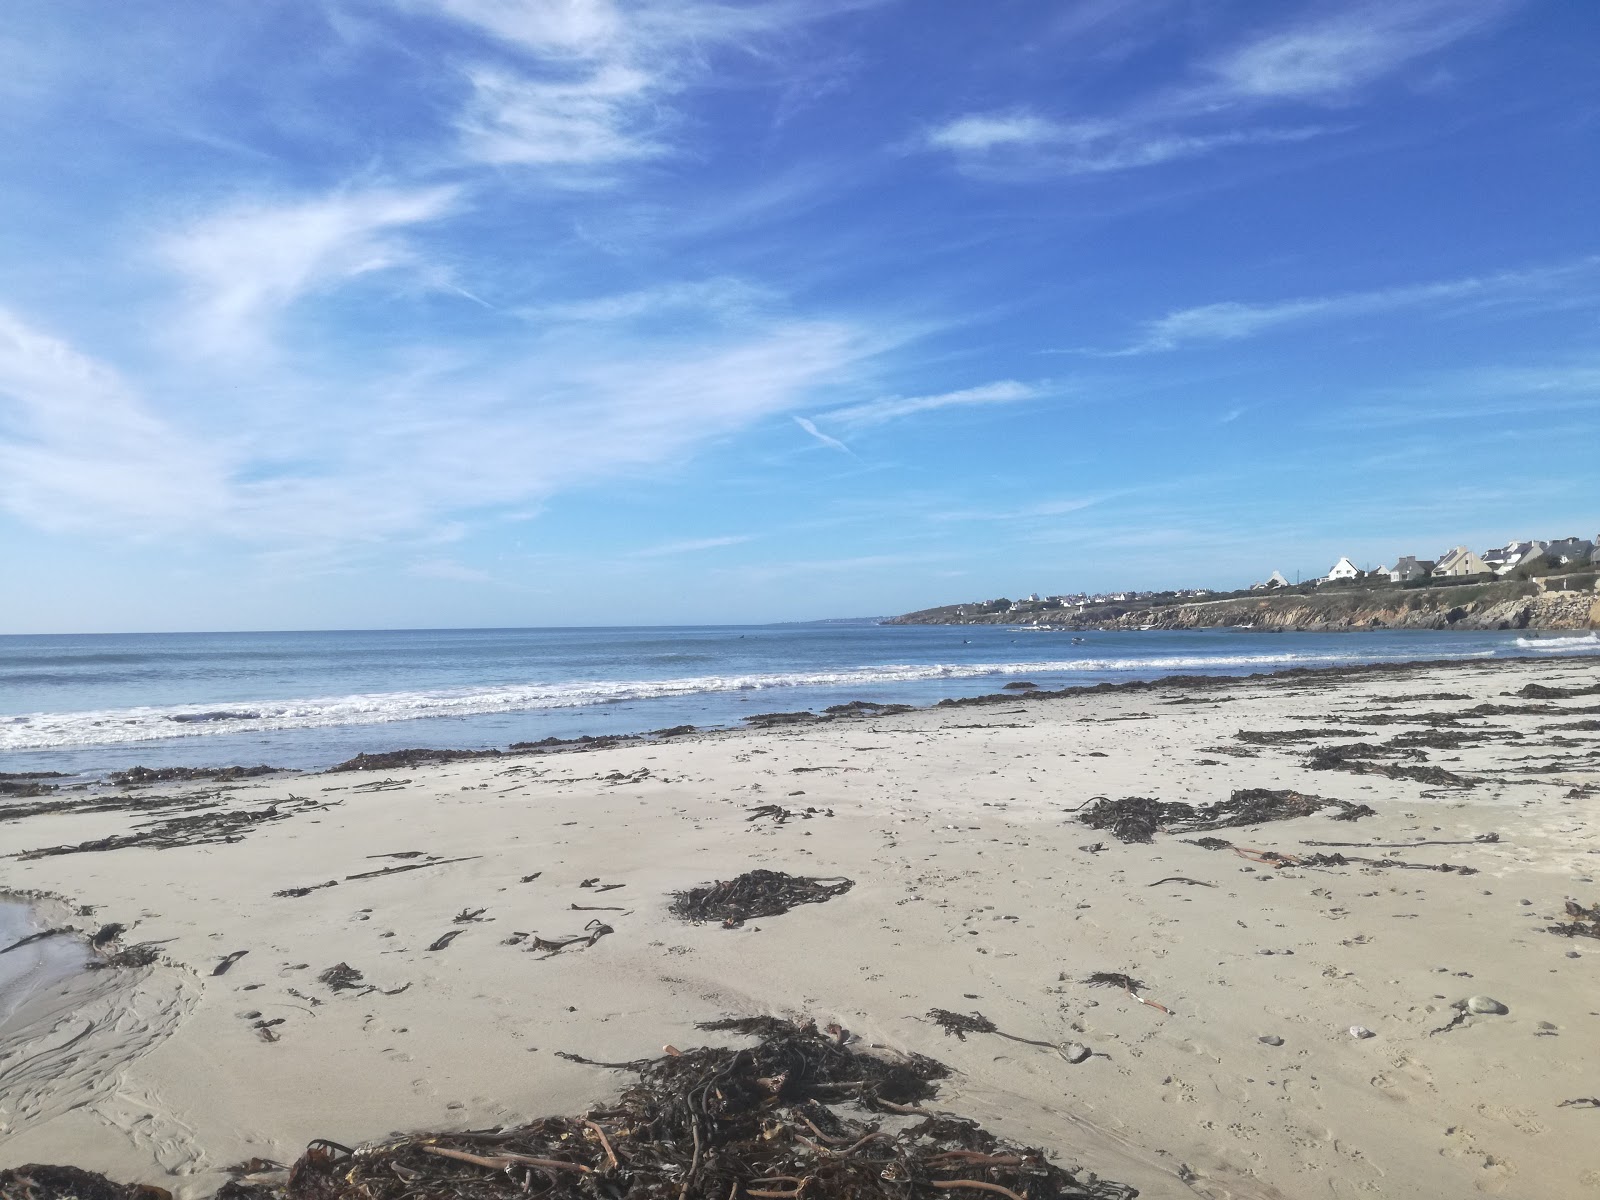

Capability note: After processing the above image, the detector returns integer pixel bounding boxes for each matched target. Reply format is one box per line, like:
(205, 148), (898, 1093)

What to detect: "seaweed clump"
(1548, 899), (1600, 940)
(1079, 789), (1373, 845)
(671, 870), (855, 927)
(269, 1019), (1137, 1200)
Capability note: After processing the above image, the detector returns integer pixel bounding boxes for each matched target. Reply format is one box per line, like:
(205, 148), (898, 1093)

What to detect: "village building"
(1433, 546), (1492, 578)
(1320, 556), (1361, 583)
(1390, 556), (1434, 583)
(1543, 537), (1595, 566)
(1482, 540), (1546, 575)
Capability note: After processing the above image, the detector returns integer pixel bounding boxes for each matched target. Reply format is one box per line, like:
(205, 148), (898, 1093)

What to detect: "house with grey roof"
(1389, 556), (1434, 583)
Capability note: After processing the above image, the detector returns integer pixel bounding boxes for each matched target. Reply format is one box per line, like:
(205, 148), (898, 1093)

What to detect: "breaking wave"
(1514, 632), (1599, 650)
(0, 648), (1505, 753)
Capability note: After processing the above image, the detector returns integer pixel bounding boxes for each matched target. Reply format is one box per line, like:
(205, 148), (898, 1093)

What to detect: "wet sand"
(2, 654), (1598, 1199)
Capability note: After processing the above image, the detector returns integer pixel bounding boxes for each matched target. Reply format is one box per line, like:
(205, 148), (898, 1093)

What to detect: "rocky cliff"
(888, 581), (1600, 633)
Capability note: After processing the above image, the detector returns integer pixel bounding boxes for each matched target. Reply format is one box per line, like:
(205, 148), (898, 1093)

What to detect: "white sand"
(2, 655), (1598, 1200)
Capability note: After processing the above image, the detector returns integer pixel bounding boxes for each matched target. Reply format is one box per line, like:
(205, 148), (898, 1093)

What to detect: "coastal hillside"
(887, 577), (1600, 631)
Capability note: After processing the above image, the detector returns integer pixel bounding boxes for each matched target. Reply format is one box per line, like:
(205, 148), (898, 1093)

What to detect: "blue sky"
(1, 0), (1595, 632)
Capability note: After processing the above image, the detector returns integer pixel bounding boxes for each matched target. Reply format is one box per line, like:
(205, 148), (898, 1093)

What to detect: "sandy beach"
(3, 654), (1598, 1200)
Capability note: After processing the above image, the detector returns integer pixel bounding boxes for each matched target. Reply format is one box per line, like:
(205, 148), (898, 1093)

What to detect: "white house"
(1321, 556), (1361, 583)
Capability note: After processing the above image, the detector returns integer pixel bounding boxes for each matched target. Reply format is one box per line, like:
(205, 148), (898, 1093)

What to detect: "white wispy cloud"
(792, 415), (850, 453)
(919, 1), (1510, 179)
(922, 111), (1325, 176)
(159, 185), (460, 355)
(523, 277), (773, 323)
(633, 534), (755, 557)
(823, 380), (1038, 427)
(428, 0), (865, 175)
(1206, 0), (1509, 102)
(1107, 258), (1600, 354)
(456, 63), (663, 168)
(0, 309), (231, 533)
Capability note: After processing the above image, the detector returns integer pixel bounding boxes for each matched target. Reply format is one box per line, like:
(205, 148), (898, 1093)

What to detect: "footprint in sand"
(1472, 1102), (1548, 1136)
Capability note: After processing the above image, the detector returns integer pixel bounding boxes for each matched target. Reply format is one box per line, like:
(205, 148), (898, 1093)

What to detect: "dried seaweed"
(318, 963), (365, 991)
(1303, 745), (1480, 787)
(671, 870), (855, 927)
(109, 765), (283, 786)
(1234, 729), (1363, 744)
(0, 1164), (172, 1200)
(1547, 899), (1600, 940)
(271, 1018), (1135, 1200)
(1079, 789), (1373, 844)
(15, 797), (327, 859)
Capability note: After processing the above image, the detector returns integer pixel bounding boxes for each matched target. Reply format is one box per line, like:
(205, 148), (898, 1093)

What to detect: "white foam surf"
(0, 648), (1506, 753)
(1514, 632), (1599, 650)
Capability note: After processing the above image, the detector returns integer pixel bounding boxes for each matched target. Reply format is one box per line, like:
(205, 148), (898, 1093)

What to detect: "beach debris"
(328, 748), (503, 773)
(108, 764), (283, 786)
(91, 943), (163, 969)
(650, 725), (698, 737)
(748, 804), (836, 825)
(91, 923), (126, 948)
(521, 872), (543, 883)
(925, 1010), (1082, 1060)
(744, 710), (822, 728)
(426, 931), (463, 952)
(268, 1017), (1134, 1200)
(1349, 1026), (1376, 1040)
(1146, 877), (1215, 888)
(212, 951), (249, 976)
(0, 928), (68, 955)
(529, 922), (614, 957)
(1183, 837), (1233, 851)
(0, 1164), (173, 1200)
(14, 797), (328, 859)
(1558, 1097), (1600, 1109)
(274, 881), (338, 898)
(453, 908), (488, 923)
(253, 1018), (285, 1042)
(1084, 973), (1170, 1015)
(1079, 789), (1373, 845)
(344, 855), (480, 882)
(824, 700), (914, 717)
(1547, 899), (1600, 940)
(671, 870), (855, 928)
(1302, 834), (1499, 848)
(1234, 729), (1364, 744)
(1465, 995), (1509, 1015)
(1303, 744), (1480, 788)
(318, 963), (365, 991)
(1227, 846), (1477, 875)
(1258, 1035), (1284, 1047)
(1513, 681), (1600, 700)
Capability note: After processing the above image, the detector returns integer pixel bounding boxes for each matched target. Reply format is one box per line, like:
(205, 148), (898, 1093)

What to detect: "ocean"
(2, 623), (1595, 778)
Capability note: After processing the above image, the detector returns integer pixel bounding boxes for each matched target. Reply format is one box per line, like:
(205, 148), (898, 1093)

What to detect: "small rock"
(1518, 899), (1532, 906)
(1349, 1025), (1375, 1039)
(1061, 1042), (1092, 1064)
(1259, 1035), (1284, 1046)
(1465, 995), (1508, 1015)
(1566, 950), (1581, 959)
(1537, 1021), (1558, 1031)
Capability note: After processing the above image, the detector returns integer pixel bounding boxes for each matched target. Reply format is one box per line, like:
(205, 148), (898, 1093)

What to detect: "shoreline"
(7, 645), (1599, 783)
(1, 651), (1598, 1198)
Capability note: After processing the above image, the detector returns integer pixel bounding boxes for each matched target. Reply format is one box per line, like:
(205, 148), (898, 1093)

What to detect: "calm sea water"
(1, 623), (1595, 777)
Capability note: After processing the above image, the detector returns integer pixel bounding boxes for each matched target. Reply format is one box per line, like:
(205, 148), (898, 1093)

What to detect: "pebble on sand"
(1464, 995), (1509, 1015)
(1349, 1025), (1376, 1039)
(1259, 1035), (1284, 1046)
